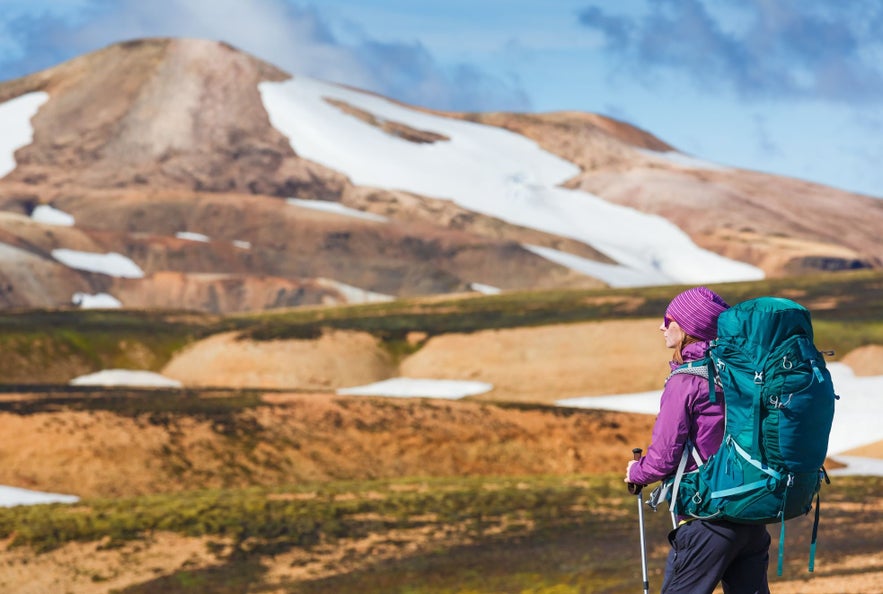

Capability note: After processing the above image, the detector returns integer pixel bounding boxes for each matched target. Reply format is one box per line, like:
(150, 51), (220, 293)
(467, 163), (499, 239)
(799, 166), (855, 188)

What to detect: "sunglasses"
(663, 315), (675, 329)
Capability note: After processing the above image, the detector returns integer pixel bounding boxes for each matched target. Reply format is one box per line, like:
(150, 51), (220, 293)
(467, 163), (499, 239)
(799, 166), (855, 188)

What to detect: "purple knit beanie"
(665, 286), (730, 341)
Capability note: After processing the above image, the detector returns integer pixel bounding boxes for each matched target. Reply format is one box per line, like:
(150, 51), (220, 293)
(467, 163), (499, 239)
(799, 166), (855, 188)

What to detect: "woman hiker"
(625, 286), (771, 594)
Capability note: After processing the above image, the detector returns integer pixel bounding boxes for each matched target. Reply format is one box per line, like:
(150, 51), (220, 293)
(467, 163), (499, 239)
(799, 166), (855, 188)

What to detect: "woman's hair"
(673, 333), (701, 364)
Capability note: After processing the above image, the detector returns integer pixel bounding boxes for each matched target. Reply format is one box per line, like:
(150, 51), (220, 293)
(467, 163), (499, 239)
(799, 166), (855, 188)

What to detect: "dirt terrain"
(0, 388), (879, 593)
(160, 319), (672, 401)
(0, 391), (654, 499)
(161, 318), (883, 404)
(154, 316), (883, 463)
(0, 322), (880, 592)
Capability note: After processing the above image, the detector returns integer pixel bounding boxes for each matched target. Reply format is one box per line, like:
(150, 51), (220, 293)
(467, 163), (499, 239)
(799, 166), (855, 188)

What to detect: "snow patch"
(176, 231), (210, 242)
(0, 92), (49, 178)
(260, 78), (763, 287)
(287, 197), (388, 222)
(523, 245), (669, 288)
(337, 378), (493, 399)
(72, 292), (123, 309)
(232, 240), (252, 249)
(31, 204), (75, 226)
(52, 249), (145, 278)
(316, 278), (394, 304)
(469, 282), (502, 295)
(0, 485), (79, 508)
(69, 369), (183, 388)
(828, 457), (883, 477)
(557, 390), (662, 415)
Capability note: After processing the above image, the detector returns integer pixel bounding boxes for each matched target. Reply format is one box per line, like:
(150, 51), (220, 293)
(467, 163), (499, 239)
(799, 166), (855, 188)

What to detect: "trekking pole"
(628, 447), (650, 594)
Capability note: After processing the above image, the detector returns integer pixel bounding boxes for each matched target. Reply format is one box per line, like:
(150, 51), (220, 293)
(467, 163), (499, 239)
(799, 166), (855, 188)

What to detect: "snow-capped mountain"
(1, 37), (881, 312)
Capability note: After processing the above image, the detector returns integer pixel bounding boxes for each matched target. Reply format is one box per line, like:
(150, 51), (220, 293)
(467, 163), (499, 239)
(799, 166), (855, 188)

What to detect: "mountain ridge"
(0, 37), (880, 312)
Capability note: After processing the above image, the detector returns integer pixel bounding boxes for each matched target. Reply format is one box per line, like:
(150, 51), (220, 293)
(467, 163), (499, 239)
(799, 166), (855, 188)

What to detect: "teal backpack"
(657, 297), (838, 575)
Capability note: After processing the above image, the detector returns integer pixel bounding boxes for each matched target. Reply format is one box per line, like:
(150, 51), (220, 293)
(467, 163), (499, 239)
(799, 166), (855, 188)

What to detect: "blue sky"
(1, 0), (881, 198)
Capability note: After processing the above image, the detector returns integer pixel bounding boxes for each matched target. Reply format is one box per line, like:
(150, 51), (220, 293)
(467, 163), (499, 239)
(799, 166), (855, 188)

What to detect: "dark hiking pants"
(661, 519), (771, 594)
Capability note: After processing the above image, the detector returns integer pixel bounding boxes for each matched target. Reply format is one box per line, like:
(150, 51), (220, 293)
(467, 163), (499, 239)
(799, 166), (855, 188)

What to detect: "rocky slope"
(0, 37), (881, 312)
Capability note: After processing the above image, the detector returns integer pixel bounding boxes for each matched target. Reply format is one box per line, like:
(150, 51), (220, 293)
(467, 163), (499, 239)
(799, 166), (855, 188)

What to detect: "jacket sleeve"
(628, 376), (695, 485)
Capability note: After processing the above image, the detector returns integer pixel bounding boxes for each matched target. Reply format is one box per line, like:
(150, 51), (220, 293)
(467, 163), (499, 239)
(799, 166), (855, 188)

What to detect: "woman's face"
(660, 315), (685, 349)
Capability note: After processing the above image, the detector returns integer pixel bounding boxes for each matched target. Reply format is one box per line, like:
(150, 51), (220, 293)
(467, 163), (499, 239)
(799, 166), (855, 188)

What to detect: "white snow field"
(69, 369), (183, 388)
(260, 77), (763, 287)
(0, 485), (79, 508)
(31, 204), (75, 226)
(0, 92), (48, 178)
(337, 378), (493, 399)
(315, 277), (394, 304)
(175, 231), (211, 242)
(469, 282), (502, 295)
(51, 249), (145, 278)
(72, 292), (123, 309)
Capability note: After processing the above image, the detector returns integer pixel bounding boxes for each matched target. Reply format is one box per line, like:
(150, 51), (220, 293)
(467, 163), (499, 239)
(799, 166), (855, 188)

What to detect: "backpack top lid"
(715, 297), (814, 357)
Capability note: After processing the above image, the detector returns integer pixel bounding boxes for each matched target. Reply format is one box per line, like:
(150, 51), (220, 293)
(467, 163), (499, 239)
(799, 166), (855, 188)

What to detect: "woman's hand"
(624, 459), (637, 483)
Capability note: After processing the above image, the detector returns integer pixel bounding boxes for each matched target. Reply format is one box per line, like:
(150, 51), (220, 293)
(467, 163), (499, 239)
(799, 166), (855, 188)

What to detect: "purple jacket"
(628, 341), (724, 485)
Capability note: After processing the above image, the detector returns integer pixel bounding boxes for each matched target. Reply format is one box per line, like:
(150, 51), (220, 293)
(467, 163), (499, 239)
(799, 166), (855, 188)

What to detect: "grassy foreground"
(0, 475), (629, 555)
(0, 474), (880, 593)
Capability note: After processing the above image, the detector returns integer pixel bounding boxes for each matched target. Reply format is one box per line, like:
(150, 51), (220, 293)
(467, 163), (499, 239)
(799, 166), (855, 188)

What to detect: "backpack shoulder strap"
(666, 439), (709, 528)
(666, 357), (725, 403)
(665, 360), (710, 384)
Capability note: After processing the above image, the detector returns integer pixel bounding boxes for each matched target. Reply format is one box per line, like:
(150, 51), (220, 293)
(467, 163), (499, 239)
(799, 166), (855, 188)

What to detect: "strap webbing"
(809, 491), (821, 572)
(708, 358), (717, 403)
(752, 388), (761, 459)
(778, 478), (790, 577)
(711, 479), (769, 499)
(669, 444), (692, 528)
(690, 447), (704, 468)
(778, 518), (786, 576)
(669, 440), (704, 528)
(730, 438), (783, 480)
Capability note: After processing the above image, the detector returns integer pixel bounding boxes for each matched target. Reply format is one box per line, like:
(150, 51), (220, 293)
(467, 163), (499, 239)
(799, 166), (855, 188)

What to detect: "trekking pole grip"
(628, 448), (644, 495)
